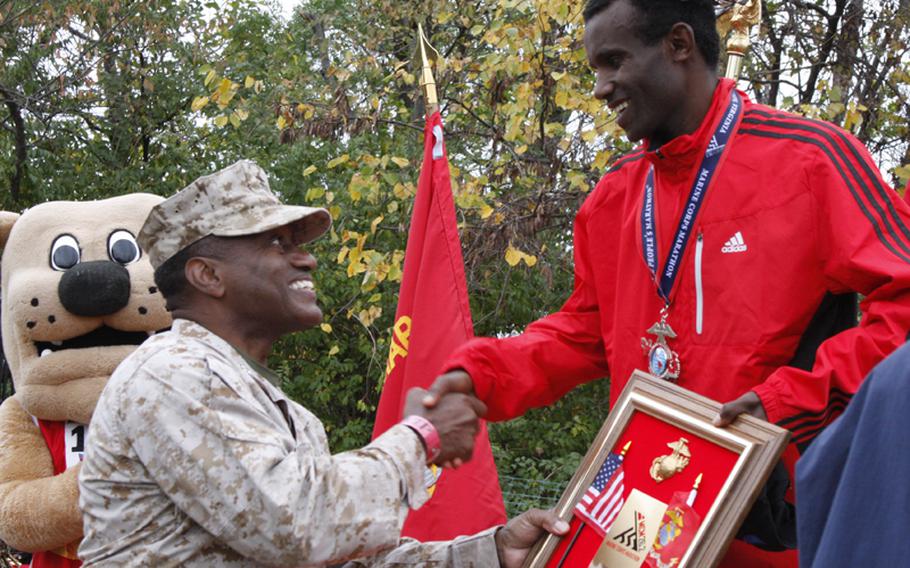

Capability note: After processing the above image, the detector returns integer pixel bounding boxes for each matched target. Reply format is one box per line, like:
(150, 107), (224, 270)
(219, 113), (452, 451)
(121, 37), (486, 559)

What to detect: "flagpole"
(417, 23), (439, 116)
(556, 441), (632, 567)
(687, 473), (703, 507)
(723, 0), (762, 80)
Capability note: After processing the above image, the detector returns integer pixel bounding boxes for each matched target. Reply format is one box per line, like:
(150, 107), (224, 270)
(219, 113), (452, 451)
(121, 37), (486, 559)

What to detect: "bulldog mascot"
(0, 194), (171, 566)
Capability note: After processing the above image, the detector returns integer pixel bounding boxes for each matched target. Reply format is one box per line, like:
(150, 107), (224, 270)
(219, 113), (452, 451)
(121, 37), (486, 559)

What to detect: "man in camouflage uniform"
(78, 160), (567, 566)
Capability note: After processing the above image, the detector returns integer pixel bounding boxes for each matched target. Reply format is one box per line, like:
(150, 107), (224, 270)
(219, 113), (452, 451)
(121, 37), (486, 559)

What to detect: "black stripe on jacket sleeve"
(741, 110), (910, 264)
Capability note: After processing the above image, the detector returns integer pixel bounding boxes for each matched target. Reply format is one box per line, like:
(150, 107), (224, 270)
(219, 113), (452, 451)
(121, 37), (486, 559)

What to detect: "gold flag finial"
(693, 472), (703, 490)
(417, 23), (440, 115)
(717, 0), (762, 80)
(620, 440), (632, 456)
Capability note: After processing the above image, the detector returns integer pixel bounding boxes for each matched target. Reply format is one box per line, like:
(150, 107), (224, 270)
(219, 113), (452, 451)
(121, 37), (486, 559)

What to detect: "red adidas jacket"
(446, 79), (910, 449)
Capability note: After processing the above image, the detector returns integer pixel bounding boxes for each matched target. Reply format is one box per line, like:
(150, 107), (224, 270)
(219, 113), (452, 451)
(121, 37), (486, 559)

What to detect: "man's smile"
(289, 279), (314, 292)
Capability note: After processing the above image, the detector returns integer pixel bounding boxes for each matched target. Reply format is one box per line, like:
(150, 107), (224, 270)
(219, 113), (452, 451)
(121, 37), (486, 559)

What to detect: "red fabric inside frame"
(615, 410), (740, 517)
(546, 409), (741, 566)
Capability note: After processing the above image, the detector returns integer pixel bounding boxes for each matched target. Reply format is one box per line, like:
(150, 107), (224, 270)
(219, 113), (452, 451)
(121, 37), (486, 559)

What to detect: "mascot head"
(0, 194), (171, 424)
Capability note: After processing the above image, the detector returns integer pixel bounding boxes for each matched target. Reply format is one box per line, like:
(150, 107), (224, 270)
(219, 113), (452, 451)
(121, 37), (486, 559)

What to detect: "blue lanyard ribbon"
(640, 90), (742, 303)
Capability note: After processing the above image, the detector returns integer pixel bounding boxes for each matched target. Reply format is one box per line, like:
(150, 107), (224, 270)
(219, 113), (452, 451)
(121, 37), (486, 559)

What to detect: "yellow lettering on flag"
(385, 315), (412, 376)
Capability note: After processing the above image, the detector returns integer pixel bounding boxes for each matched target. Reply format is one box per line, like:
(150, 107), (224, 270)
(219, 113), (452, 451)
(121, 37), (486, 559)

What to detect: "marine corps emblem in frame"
(650, 437), (691, 483)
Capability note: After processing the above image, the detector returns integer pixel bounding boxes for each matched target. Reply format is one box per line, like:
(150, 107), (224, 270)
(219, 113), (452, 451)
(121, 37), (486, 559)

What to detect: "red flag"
(643, 490), (702, 568)
(372, 111), (506, 540)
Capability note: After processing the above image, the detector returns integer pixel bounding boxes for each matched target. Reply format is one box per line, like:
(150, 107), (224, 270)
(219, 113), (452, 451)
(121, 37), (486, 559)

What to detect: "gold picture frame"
(523, 370), (790, 568)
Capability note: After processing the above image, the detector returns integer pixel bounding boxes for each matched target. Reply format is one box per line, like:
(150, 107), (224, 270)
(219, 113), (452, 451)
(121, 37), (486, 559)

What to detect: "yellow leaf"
(303, 165), (317, 176)
(593, 150), (612, 171)
(357, 306), (382, 327)
(305, 187), (325, 200)
(276, 115), (287, 129)
(337, 246), (349, 263)
(329, 205), (341, 219)
(479, 203), (494, 219)
(390, 156), (409, 168)
(214, 78), (236, 108)
(244, 75), (255, 88)
(191, 96), (209, 111)
(204, 69), (217, 87)
(214, 115), (228, 127)
(229, 113), (241, 128)
(505, 243), (537, 267)
(328, 345), (340, 356)
(370, 215), (384, 234)
(320, 323), (332, 333)
(515, 144), (528, 155)
(368, 293), (382, 303)
(235, 108), (249, 121)
(894, 164), (910, 185)
(387, 201), (399, 213)
(327, 154), (350, 169)
(505, 244), (522, 267)
(550, 71), (566, 81)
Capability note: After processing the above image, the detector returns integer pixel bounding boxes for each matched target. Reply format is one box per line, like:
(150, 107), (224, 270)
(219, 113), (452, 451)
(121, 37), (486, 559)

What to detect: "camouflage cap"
(138, 160), (331, 269)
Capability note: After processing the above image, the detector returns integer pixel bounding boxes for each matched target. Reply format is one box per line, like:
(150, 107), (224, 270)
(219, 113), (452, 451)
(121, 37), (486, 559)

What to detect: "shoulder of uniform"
(605, 148), (647, 175)
(580, 149), (647, 213)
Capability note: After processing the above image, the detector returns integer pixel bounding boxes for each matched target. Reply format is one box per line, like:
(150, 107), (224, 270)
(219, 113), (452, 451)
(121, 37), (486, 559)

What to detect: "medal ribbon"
(641, 91), (743, 303)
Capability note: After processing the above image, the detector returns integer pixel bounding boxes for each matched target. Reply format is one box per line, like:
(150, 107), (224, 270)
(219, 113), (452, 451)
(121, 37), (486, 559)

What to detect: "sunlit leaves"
(505, 243), (538, 267)
(191, 95), (209, 111)
(327, 154), (349, 169)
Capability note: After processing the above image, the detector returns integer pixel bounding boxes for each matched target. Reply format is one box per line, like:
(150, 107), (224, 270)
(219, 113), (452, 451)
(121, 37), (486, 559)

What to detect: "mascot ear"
(0, 212), (19, 249)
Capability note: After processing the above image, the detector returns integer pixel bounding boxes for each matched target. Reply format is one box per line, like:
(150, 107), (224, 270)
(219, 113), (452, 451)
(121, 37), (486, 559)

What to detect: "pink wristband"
(401, 415), (441, 463)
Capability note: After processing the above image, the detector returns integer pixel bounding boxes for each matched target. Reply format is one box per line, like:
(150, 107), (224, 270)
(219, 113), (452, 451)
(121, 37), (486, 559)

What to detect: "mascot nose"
(58, 260), (131, 317)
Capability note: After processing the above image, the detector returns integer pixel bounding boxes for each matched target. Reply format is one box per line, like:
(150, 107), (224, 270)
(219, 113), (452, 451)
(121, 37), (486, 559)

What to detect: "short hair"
(153, 235), (231, 310)
(583, 0), (720, 68)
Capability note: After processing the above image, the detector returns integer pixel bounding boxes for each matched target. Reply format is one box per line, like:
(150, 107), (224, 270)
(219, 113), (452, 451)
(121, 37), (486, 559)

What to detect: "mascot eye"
(108, 230), (141, 265)
(50, 234), (81, 271)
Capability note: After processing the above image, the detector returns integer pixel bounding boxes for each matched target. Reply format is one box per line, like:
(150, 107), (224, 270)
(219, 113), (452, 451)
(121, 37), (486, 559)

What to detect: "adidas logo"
(721, 231), (748, 253)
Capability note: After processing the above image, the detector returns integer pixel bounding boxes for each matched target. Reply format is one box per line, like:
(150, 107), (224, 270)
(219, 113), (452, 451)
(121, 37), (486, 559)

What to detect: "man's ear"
(666, 22), (698, 63)
(184, 257), (227, 299)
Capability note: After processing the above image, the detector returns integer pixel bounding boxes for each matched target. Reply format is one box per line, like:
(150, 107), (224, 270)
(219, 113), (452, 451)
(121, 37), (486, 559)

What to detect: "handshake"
(402, 370), (481, 467)
(401, 370), (571, 567)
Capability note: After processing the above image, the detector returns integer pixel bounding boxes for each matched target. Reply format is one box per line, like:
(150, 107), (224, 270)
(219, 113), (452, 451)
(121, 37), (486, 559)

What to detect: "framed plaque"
(523, 371), (790, 568)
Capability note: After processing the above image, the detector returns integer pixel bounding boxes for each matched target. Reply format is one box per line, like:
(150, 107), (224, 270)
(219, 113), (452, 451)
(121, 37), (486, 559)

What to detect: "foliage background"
(1, 0), (908, 535)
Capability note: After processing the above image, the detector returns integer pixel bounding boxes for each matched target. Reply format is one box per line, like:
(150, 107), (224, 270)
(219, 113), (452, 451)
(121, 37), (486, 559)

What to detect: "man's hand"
(495, 509), (569, 568)
(714, 390), (767, 427)
(422, 370), (475, 408)
(403, 387), (486, 467)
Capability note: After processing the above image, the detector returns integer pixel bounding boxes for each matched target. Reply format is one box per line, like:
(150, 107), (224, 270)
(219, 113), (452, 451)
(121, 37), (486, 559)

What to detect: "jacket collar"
(643, 78), (738, 172)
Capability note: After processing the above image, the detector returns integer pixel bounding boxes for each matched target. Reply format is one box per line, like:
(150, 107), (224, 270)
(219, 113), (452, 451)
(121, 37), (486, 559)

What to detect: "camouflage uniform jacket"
(78, 319), (499, 566)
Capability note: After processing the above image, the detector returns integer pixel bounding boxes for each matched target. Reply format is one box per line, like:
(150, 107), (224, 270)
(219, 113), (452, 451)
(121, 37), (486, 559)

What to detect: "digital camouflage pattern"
(78, 319), (499, 566)
(137, 160), (332, 269)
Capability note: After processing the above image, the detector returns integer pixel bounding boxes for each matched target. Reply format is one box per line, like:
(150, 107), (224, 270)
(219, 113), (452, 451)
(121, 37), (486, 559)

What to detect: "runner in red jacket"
(446, 74), (910, 441)
(431, 0), (910, 565)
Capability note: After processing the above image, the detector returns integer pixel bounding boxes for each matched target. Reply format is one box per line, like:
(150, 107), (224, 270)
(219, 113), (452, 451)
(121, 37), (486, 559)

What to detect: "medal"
(638, 90), (743, 381)
(641, 305), (681, 381)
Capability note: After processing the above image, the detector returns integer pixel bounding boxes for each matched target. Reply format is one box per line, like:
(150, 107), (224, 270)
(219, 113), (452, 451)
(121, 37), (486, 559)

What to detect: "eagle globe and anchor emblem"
(641, 306), (681, 381)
